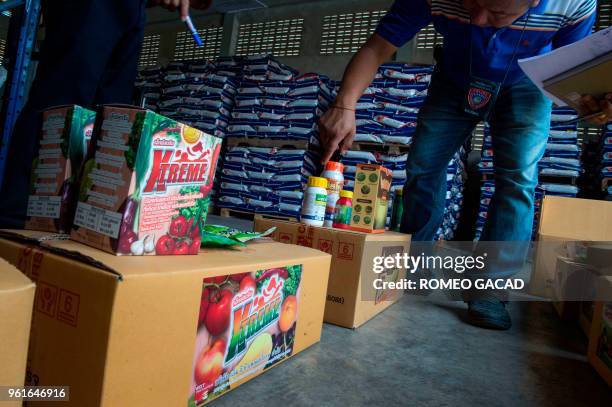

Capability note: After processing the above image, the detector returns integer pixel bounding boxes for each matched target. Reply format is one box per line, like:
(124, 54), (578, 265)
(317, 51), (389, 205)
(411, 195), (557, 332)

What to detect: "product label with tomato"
(189, 265), (302, 406)
(71, 106), (222, 255)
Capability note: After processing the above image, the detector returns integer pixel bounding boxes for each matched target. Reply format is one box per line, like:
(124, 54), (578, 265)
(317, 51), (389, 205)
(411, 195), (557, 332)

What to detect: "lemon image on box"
(182, 126), (201, 144)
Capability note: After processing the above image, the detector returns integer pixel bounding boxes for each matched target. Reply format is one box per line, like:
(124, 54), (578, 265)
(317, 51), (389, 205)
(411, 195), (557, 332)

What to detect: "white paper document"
(518, 26), (612, 106)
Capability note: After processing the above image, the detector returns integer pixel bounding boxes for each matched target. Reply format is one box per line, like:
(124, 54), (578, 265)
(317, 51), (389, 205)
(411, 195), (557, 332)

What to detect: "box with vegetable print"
(0, 230), (331, 407)
(70, 105), (222, 255)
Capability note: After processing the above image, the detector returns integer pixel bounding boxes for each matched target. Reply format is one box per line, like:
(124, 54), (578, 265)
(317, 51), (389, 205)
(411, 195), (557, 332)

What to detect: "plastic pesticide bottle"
(332, 190), (353, 229)
(390, 188), (404, 232)
(301, 176), (328, 226)
(322, 161), (345, 227)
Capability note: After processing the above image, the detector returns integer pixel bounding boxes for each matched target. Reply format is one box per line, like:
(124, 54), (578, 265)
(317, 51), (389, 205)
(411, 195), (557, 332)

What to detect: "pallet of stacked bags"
(228, 76), (332, 146)
(217, 145), (319, 219)
(475, 107), (582, 240)
(435, 147), (468, 241)
(134, 65), (165, 111)
(157, 59), (237, 138)
(579, 129), (605, 199)
(350, 64), (432, 146)
(216, 56), (337, 218)
(603, 123), (612, 200)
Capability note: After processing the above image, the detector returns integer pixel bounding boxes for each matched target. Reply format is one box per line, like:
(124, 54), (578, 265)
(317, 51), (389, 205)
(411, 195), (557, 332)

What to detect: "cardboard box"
(579, 301), (595, 337)
(588, 298), (612, 386)
(350, 164), (392, 233)
(531, 197), (612, 298)
(0, 230), (330, 406)
(253, 219), (411, 328)
(71, 106), (222, 255)
(25, 105), (96, 233)
(0, 258), (35, 407)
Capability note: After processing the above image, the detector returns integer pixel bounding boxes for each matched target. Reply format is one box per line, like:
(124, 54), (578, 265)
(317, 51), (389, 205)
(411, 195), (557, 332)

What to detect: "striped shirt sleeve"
(553, 0), (597, 49)
(375, 0), (432, 48)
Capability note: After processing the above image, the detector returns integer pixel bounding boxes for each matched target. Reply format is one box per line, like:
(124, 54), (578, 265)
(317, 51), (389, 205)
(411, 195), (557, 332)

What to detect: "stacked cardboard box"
(0, 258), (35, 407)
(476, 108), (581, 240)
(253, 218), (411, 328)
(0, 230), (331, 406)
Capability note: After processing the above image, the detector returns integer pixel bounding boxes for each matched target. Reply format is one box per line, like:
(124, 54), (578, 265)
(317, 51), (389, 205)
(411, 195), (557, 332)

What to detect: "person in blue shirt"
(320, 0), (611, 330)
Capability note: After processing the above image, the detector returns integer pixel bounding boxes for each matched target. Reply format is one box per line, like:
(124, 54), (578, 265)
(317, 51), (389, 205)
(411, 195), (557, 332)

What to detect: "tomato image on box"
(70, 106), (222, 255)
(189, 265), (302, 406)
(25, 105), (96, 233)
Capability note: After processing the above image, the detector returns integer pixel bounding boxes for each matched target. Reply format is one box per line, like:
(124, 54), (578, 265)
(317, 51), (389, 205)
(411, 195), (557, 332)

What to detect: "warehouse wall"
(227, 0), (395, 79)
(142, 0), (434, 79)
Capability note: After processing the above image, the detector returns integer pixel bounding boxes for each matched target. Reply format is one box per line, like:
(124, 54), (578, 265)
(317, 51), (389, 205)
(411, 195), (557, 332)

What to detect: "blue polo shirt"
(376, 0), (597, 88)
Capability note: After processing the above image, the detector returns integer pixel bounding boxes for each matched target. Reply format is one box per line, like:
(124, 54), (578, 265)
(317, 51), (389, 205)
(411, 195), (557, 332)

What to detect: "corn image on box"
(71, 106), (222, 255)
(25, 105), (96, 233)
(350, 164), (392, 233)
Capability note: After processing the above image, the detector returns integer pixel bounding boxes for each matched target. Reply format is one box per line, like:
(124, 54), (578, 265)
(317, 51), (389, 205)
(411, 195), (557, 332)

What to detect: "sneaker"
(466, 298), (512, 330)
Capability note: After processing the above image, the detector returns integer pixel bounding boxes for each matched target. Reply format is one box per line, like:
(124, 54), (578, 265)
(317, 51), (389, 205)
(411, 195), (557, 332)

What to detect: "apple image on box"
(194, 338), (226, 390)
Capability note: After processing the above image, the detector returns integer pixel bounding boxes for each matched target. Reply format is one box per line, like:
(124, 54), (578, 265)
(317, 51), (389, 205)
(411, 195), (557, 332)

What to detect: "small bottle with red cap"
(321, 161), (345, 227)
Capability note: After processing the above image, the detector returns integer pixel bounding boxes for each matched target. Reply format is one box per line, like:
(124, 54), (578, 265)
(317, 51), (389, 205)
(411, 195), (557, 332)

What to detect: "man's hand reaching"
(319, 106), (357, 165)
(153, 0), (212, 19)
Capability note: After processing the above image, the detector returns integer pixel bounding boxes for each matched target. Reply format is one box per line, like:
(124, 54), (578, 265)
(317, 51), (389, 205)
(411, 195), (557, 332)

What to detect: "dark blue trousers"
(0, 0), (146, 228)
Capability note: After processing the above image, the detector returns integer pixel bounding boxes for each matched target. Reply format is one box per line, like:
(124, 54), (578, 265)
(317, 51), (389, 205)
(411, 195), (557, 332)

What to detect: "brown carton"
(253, 219), (411, 328)
(0, 230), (330, 406)
(531, 197), (612, 299)
(350, 164), (392, 233)
(587, 277), (612, 387)
(0, 258), (35, 407)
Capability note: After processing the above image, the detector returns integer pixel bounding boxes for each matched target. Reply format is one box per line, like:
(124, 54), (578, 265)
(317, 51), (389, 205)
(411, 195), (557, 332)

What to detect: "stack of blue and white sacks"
(135, 66), (165, 111)
(157, 60), (237, 139)
(351, 64), (432, 146)
(216, 56), (333, 217)
(475, 108), (581, 240)
(436, 148), (467, 241)
(603, 123), (612, 200)
(228, 78), (333, 146)
(218, 146), (318, 218)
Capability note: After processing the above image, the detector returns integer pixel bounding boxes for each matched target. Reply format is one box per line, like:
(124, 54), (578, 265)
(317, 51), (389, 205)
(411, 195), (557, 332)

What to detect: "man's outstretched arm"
(319, 34), (398, 164)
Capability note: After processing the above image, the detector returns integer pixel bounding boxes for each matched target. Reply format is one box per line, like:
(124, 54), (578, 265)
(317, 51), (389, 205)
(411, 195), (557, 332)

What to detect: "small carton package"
(0, 230), (331, 406)
(71, 106), (222, 255)
(25, 105), (96, 233)
(254, 218), (411, 328)
(350, 164), (393, 233)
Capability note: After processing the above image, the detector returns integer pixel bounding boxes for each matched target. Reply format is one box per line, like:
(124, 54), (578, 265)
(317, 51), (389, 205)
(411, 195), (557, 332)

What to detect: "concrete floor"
(207, 215), (611, 406)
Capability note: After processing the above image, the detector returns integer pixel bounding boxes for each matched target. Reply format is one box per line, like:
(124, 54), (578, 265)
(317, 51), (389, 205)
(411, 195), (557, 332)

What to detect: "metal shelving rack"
(0, 0), (40, 188)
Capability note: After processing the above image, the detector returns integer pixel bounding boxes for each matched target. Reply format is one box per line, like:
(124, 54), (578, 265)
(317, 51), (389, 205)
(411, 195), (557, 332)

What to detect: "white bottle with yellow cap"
(301, 176), (328, 227)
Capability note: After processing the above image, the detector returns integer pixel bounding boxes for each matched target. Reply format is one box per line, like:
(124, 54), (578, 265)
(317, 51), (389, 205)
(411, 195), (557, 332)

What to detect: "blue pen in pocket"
(183, 15), (203, 47)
